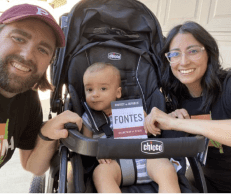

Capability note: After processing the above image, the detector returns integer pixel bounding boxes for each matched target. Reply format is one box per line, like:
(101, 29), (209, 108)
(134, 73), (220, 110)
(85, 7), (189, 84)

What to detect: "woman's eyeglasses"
(165, 46), (205, 64)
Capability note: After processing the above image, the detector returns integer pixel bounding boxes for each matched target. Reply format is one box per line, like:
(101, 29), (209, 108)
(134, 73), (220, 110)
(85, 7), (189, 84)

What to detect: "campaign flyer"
(111, 99), (147, 139)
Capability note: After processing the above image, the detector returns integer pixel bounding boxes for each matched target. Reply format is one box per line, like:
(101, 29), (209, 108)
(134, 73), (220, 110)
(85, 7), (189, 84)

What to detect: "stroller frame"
(30, 0), (208, 193)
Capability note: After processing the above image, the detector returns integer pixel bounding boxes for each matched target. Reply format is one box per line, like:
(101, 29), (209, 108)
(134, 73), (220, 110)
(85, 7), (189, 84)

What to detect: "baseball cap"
(0, 4), (65, 47)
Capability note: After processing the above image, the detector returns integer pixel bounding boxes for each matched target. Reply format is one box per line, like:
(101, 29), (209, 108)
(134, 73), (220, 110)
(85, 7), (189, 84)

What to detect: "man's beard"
(0, 55), (42, 94)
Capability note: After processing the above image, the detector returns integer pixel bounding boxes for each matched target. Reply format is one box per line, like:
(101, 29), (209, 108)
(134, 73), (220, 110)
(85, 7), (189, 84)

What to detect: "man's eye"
(38, 48), (49, 55)
(12, 36), (24, 43)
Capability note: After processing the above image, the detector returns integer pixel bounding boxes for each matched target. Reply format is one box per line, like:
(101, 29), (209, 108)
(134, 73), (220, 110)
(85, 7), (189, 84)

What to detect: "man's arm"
(19, 139), (58, 176)
(19, 110), (82, 175)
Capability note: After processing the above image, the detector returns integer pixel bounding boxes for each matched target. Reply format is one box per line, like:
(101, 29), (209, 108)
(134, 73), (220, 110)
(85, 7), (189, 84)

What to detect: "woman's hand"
(144, 110), (161, 136)
(144, 107), (176, 133)
(98, 159), (112, 164)
(168, 108), (190, 119)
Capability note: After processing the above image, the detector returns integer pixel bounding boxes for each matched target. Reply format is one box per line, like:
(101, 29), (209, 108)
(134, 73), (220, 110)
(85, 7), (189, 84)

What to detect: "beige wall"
(140, 0), (231, 69)
(1, 0), (230, 68)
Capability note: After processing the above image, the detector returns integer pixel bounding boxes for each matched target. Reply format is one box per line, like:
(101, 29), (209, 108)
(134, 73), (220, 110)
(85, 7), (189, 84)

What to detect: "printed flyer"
(111, 99), (147, 139)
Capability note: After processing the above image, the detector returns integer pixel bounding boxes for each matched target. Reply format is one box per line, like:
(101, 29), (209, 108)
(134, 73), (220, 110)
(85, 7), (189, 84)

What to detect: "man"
(0, 4), (82, 175)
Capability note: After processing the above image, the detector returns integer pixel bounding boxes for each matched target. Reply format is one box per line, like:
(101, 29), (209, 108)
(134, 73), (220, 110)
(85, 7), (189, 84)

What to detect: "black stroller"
(29, 0), (207, 193)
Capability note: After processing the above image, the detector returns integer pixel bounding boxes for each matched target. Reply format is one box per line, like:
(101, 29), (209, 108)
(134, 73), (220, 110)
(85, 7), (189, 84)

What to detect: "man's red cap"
(0, 4), (65, 48)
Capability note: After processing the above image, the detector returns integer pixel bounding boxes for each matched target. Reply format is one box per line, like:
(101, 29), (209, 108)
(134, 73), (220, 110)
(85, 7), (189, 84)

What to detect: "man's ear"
(31, 83), (38, 91)
(116, 87), (122, 99)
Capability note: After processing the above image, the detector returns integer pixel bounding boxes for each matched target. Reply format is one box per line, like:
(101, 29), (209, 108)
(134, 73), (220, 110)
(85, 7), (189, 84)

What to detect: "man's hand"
(23, 111), (82, 175)
(40, 110), (82, 140)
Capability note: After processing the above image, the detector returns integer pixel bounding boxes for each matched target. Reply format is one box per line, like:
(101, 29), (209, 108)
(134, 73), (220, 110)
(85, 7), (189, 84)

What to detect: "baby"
(81, 62), (180, 193)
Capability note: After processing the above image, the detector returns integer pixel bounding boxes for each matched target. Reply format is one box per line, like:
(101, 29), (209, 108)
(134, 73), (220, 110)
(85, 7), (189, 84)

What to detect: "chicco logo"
(36, 7), (49, 16)
(141, 140), (164, 154)
(108, 52), (121, 60)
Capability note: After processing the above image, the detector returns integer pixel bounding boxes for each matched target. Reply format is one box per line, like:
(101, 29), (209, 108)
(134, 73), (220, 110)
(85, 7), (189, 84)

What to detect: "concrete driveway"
(0, 148), (33, 193)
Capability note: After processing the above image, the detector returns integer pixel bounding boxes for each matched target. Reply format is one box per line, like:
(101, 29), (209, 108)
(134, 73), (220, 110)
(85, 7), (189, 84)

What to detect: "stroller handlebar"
(62, 123), (206, 158)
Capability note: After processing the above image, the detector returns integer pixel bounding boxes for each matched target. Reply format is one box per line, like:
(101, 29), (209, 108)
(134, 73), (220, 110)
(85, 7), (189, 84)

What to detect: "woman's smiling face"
(169, 33), (208, 92)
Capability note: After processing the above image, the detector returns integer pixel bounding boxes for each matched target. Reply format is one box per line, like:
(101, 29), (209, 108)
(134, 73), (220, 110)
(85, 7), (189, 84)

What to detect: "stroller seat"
(29, 0), (207, 193)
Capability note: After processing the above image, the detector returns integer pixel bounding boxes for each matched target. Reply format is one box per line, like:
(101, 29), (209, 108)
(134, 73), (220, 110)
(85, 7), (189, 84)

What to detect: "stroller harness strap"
(101, 120), (113, 138)
(83, 102), (113, 137)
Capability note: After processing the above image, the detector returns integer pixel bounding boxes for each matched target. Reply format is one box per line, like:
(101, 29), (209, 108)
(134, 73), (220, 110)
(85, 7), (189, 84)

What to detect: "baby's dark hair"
(84, 62), (121, 86)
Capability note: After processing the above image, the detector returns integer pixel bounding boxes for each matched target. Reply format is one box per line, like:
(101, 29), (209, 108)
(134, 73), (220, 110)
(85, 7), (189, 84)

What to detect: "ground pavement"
(0, 148), (33, 193)
(0, 99), (51, 193)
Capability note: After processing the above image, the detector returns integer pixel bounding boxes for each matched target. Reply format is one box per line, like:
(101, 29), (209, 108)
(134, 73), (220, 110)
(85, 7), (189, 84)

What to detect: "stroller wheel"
(29, 174), (46, 193)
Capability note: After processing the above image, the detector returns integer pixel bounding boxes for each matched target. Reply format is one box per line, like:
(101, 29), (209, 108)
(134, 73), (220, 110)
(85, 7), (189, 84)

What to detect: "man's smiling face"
(0, 18), (56, 96)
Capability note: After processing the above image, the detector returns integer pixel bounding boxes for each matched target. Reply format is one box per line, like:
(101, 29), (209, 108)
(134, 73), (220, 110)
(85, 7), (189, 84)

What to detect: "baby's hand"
(98, 159), (112, 164)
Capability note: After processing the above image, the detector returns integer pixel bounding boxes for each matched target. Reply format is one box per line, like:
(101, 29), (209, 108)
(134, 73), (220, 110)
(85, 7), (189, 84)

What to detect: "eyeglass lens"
(166, 46), (204, 63)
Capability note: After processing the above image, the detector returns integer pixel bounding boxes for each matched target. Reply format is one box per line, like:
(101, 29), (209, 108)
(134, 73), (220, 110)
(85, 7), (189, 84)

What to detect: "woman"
(144, 21), (231, 192)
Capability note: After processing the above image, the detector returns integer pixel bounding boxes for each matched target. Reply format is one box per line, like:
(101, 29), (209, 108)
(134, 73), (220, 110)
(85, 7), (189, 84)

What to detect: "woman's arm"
(144, 107), (231, 147)
(144, 110), (161, 136)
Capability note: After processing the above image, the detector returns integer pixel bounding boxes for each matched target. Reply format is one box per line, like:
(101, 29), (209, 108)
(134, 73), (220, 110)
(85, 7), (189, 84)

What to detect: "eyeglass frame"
(165, 46), (205, 64)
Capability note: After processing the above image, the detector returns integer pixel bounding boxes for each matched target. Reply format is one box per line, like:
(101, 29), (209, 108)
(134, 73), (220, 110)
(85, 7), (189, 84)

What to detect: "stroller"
(29, 0), (207, 193)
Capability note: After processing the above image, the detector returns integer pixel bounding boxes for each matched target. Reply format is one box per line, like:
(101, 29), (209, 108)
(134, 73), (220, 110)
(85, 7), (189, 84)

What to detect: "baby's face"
(83, 67), (121, 116)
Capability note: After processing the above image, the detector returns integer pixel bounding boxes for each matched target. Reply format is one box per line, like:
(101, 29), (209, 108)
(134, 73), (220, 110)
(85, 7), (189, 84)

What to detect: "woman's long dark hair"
(160, 21), (229, 112)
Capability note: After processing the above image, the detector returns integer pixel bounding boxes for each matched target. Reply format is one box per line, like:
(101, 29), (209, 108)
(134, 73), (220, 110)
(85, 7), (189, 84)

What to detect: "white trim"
(84, 102), (99, 131)
(136, 56), (147, 111)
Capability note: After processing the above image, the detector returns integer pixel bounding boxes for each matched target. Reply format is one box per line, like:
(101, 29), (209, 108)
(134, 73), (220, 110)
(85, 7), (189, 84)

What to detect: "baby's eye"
(12, 36), (25, 43)
(101, 87), (107, 91)
(86, 88), (92, 92)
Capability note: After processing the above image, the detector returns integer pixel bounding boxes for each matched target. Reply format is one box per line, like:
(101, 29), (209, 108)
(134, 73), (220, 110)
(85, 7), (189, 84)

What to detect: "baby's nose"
(93, 90), (99, 97)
